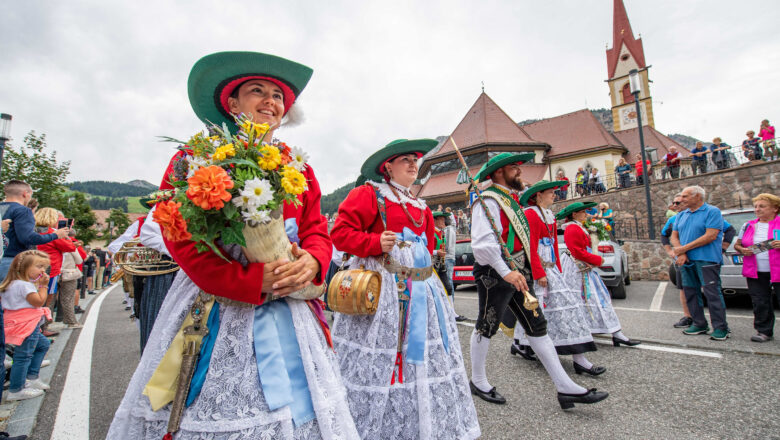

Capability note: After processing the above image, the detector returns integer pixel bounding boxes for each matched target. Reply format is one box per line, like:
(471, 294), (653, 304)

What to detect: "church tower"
(606, 0), (655, 132)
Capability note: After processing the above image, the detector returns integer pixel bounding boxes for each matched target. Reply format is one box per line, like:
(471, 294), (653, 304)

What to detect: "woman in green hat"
(108, 52), (359, 440)
(511, 181), (605, 376)
(330, 140), (480, 439)
(558, 202), (640, 347)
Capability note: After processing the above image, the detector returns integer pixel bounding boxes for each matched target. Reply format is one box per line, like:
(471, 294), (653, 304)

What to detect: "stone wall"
(551, 160), (779, 280)
(621, 239), (670, 281)
(551, 159), (780, 224)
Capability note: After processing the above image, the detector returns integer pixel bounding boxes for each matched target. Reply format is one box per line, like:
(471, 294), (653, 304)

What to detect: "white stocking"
(470, 329), (492, 392)
(527, 335), (587, 395)
(613, 330), (629, 342)
(572, 353), (593, 369)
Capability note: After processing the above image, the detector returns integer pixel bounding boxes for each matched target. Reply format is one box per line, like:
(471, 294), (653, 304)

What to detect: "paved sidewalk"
(0, 284), (119, 437)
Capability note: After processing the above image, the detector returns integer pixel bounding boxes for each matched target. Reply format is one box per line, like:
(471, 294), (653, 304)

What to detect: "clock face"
(621, 107), (637, 126)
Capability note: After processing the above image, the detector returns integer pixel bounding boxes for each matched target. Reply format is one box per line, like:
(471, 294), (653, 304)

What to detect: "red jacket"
(331, 184), (435, 258)
(72, 237), (87, 271)
(37, 228), (76, 277)
(159, 152), (331, 305)
(524, 207), (561, 280)
(562, 223), (603, 267)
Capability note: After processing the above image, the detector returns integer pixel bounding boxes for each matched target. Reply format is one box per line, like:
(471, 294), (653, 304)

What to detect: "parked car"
(719, 207), (756, 299)
(557, 230), (631, 299)
(453, 239), (475, 289)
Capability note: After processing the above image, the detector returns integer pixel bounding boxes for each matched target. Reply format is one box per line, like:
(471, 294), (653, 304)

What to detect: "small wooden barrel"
(327, 268), (382, 315)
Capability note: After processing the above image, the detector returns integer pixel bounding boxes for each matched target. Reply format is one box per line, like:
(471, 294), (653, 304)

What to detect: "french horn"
(111, 239), (179, 276)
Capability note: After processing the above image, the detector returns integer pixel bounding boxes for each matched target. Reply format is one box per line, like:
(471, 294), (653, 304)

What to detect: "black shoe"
(557, 388), (609, 409)
(455, 315), (467, 322)
(673, 316), (693, 328)
(124, 306), (131, 311)
(469, 381), (506, 404)
(88, 291), (96, 295)
(74, 306), (85, 314)
(510, 344), (538, 361)
(573, 363), (607, 376)
(0, 432), (28, 439)
(122, 299), (127, 304)
(612, 336), (641, 347)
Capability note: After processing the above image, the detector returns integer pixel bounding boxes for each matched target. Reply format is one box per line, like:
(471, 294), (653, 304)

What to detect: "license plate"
(732, 255), (743, 264)
(455, 271), (472, 277)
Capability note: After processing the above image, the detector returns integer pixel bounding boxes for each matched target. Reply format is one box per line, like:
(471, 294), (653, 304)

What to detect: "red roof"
(433, 93), (539, 157)
(416, 163), (548, 200)
(612, 126), (686, 159)
(521, 109), (624, 158)
(606, 0), (646, 79)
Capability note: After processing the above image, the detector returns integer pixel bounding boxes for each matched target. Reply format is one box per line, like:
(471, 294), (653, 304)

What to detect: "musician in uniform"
(432, 211), (452, 296)
(330, 139), (480, 439)
(469, 153), (608, 409)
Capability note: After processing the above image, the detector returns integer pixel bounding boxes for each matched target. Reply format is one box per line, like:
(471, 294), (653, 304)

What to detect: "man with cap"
(432, 211), (453, 296)
(469, 153), (608, 409)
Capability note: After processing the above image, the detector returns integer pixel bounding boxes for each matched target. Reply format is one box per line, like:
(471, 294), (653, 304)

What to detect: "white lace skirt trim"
(560, 253), (622, 334)
(107, 271), (359, 440)
(331, 246), (480, 440)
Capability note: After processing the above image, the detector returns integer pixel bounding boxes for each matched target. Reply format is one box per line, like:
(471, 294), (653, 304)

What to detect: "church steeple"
(606, 0), (655, 131)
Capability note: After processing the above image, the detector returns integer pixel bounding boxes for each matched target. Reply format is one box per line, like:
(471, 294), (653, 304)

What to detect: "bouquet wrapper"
(242, 210), (324, 301)
(589, 233), (600, 256)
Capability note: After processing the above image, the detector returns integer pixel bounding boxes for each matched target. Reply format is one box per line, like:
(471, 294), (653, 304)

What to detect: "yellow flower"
(212, 144), (236, 161)
(241, 120), (271, 138)
(280, 166), (307, 195)
(257, 145), (282, 170)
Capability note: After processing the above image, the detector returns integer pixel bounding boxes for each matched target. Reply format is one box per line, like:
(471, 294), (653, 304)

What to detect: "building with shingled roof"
(413, 0), (685, 208)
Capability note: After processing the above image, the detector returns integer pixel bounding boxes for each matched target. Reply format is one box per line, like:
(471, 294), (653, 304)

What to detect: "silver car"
(720, 207), (757, 298)
(557, 231), (631, 299)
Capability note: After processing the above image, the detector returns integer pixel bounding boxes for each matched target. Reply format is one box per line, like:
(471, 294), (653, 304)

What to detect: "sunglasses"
(672, 201), (681, 205)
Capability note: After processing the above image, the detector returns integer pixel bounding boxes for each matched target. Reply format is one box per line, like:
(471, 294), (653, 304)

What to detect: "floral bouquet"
(584, 219), (610, 243)
(153, 114), (322, 300)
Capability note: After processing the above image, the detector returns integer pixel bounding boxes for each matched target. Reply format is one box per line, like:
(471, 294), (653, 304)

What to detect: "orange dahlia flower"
(153, 200), (192, 242)
(186, 165), (234, 210)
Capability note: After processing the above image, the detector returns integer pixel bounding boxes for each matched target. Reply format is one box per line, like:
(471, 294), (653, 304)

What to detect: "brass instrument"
(112, 239), (179, 276)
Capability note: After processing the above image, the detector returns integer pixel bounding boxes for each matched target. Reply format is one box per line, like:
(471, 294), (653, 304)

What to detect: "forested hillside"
(320, 180), (358, 215)
(67, 180), (156, 197)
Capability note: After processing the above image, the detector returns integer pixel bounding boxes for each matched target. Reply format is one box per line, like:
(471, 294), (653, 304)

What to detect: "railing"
(553, 144), (776, 202)
(611, 218), (669, 241)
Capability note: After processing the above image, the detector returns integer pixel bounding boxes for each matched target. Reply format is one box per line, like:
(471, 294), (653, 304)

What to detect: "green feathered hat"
(555, 201), (598, 220)
(360, 138), (439, 182)
(188, 51), (313, 131)
(475, 152), (535, 183)
(518, 180), (569, 206)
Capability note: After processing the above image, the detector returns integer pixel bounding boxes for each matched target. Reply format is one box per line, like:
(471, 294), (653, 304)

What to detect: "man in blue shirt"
(0, 180), (68, 279)
(671, 185), (729, 340)
(689, 141), (708, 175)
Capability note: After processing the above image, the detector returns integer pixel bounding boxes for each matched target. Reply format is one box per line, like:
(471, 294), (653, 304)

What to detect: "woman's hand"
(770, 240), (780, 249)
(735, 245), (753, 256)
(537, 276), (548, 288)
(380, 230), (397, 253)
(263, 243), (321, 297)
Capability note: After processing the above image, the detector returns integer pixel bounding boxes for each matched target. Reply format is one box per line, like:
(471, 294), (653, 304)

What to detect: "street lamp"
(628, 69), (655, 239)
(0, 113), (12, 175)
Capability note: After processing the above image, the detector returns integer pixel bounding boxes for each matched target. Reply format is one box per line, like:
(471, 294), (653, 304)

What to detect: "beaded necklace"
(388, 183), (425, 228)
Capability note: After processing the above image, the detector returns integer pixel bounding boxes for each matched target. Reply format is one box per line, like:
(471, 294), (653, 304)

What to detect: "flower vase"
(241, 209), (324, 301)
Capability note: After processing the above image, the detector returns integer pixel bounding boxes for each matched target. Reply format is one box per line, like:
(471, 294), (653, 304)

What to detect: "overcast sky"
(2, 0), (778, 194)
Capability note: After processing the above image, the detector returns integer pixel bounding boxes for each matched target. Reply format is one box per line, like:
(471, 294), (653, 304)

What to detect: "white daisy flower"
(186, 155), (211, 178)
(288, 146), (309, 171)
(241, 178), (274, 207)
(242, 208), (272, 224)
(232, 193), (256, 210)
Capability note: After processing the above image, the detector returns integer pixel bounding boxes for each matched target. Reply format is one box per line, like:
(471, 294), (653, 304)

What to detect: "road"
(20, 281), (780, 439)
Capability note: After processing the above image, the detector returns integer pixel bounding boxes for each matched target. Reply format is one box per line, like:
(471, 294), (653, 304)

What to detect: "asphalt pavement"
(12, 280), (780, 439)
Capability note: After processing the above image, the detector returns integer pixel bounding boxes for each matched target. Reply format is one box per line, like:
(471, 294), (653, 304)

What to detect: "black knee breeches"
(473, 262), (547, 338)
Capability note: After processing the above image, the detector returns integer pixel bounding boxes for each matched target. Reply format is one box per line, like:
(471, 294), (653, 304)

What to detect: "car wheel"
(610, 277), (627, 300)
(624, 268), (631, 286)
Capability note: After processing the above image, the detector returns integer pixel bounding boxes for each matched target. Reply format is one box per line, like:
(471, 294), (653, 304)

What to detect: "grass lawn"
(127, 196), (146, 213)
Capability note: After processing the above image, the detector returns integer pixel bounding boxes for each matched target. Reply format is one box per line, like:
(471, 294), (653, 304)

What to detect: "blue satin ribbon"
(540, 238), (555, 264)
(583, 247), (608, 308)
(397, 228), (450, 365)
(253, 300), (315, 427)
(186, 301), (220, 407)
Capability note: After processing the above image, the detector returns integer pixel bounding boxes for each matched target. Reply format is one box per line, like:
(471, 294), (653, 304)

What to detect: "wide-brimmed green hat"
(138, 196), (155, 210)
(432, 211), (449, 218)
(475, 152), (535, 183)
(354, 175), (367, 188)
(518, 180), (569, 206)
(556, 201), (597, 220)
(188, 51), (313, 131)
(360, 138), (439, 182)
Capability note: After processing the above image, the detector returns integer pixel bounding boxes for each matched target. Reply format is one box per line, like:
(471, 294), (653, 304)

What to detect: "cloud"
(1, 0), (777, 194)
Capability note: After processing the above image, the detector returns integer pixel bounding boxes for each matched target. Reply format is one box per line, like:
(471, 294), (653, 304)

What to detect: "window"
(621, 82), (634, 104)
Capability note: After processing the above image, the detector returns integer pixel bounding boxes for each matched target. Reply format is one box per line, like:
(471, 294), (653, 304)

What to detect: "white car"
(557, 231), (631, 299)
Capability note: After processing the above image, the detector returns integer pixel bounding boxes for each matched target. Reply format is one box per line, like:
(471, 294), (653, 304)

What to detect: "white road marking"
(612, 306), (754, 319)
(593, 339), (722, 358)
(51, 284), (117, 440)
(649, 282), (667, 311)
(457, 321), (475, 327)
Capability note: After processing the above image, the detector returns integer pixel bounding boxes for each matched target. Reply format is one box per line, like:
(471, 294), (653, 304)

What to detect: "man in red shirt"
(658, 146), (682, 179)
(634, 153), (652, 185)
